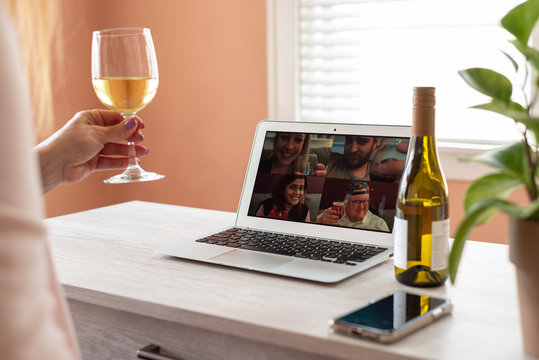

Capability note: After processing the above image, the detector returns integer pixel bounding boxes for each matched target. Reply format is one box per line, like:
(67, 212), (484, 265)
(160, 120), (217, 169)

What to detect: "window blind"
(298, 0), (524, 143)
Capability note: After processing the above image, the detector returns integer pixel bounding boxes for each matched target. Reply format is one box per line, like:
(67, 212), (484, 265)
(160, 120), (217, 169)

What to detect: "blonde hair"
(5, 0), (60, 136)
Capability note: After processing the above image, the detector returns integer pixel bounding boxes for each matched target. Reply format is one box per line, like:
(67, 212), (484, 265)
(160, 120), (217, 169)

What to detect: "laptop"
(158, 121), (411, 283)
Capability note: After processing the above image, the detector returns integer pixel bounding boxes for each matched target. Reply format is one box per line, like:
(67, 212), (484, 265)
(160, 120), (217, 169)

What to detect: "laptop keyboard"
(196, 228), (388, 266)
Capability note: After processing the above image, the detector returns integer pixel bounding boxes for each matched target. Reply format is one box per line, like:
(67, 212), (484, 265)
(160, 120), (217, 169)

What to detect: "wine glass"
(92, 27), (164, 183)
(299, 153), (318, 175)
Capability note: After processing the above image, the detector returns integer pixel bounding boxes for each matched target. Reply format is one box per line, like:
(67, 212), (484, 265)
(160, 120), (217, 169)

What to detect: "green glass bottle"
(394, 87), (449, 287)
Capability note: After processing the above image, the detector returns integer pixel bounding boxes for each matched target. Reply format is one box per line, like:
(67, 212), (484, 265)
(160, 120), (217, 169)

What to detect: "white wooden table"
(45, 201), (535, 360)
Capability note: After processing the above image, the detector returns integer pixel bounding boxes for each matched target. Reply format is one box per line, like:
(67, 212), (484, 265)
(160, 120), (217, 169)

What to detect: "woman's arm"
(255, 204), (265, 217)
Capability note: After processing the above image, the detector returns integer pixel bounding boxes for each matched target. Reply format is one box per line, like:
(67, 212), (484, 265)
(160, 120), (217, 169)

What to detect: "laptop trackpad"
(210, 250), (292, 270)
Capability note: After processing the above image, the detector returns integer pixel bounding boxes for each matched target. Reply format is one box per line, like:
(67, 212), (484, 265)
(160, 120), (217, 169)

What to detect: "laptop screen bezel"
(235, 120), (412, 247)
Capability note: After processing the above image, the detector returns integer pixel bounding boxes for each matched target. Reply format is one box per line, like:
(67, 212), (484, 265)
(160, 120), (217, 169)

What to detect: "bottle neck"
(406, 135), (444, 184)
(412, 106), (435, 137)
(409, 135), (438, 155)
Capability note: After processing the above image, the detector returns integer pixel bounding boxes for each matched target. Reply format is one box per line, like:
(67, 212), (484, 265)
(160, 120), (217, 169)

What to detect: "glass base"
(104, 166), (165, 184)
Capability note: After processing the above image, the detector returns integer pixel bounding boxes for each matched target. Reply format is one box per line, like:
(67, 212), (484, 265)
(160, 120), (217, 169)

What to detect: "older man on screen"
(317, 182), (389, 231)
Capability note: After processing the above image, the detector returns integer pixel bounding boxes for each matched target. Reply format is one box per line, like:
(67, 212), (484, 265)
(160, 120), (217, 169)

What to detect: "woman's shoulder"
(0, 4), (27, 94)
(0, 3), (8, 23)
(261, 197), (275, 207)
(299, 202), (310, 216)
(0, 5), (18, 49)
(257, 197), (275, 217)
(0, 5), (14, 50)
(258, 158), (273, 173)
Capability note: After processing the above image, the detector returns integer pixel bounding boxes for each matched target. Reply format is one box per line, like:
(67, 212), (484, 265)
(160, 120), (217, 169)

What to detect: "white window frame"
(266, 0), (505, 181)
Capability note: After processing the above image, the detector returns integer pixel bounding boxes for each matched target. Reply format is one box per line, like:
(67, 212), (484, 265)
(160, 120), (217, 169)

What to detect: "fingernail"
(124, 117), (137, 130)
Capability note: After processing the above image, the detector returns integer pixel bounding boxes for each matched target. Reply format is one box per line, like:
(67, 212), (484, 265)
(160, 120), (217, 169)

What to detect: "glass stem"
(127, 141), (139, 169)
(122, 113), (140, 171)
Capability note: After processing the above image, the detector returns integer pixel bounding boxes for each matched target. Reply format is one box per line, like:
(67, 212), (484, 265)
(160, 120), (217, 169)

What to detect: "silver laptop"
(158, 121), (411, 283)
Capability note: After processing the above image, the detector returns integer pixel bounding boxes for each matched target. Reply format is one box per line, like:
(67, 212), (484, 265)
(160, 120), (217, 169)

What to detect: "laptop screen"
(247, 131), (410, 233)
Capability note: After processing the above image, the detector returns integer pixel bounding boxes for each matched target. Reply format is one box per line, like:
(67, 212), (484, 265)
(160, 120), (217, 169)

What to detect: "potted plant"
(448, 0), (539, 356)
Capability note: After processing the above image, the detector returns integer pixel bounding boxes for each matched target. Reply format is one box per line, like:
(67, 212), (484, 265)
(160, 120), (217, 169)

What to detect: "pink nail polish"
(125, 117), (137, 130)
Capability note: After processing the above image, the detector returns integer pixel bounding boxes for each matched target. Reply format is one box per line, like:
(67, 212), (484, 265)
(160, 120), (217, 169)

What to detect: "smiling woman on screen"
(258, 132), (312, 174)
(256, 174), (311, 222)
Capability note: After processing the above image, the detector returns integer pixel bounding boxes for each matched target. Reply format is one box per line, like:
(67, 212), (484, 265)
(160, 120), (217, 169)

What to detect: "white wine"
(92, 77), (158, 115)
(394, 87), (449, 287)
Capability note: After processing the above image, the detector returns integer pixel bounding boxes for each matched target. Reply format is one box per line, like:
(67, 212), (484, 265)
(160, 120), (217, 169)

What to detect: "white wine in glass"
(92, 27), (164, 183)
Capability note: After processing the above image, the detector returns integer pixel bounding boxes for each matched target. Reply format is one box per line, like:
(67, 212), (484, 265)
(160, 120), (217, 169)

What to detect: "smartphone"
(329, 291), (452, 343)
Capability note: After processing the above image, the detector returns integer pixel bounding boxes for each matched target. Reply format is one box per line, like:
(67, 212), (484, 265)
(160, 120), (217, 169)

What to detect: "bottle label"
(431, 218), (450, 271)
(393, 217), (450, 271)
(393, 217), (408, 269)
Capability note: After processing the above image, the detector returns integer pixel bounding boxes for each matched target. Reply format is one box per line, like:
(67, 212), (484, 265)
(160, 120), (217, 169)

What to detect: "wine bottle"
(394, 87), (449, 287)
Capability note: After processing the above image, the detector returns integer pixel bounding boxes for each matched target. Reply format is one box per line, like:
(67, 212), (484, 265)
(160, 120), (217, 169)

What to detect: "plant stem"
(522, 134), (538, 201)
(522, 63), (538, 201)
(530, 85), (539, 111)
(523, 63), (530, 106)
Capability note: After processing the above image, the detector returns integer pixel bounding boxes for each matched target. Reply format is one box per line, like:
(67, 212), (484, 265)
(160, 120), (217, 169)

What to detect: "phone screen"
(335, 291), (449, 331)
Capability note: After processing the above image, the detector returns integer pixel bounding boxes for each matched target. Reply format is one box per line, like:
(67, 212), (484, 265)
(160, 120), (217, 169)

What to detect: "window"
(269, 0), (530, 175)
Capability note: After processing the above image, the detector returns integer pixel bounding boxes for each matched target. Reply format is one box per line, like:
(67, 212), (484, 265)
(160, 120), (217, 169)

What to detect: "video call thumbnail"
(247, 131), (410, 233)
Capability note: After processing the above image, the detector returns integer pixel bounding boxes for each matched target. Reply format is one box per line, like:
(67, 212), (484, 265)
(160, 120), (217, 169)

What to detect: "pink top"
(0, 5), (80, 359)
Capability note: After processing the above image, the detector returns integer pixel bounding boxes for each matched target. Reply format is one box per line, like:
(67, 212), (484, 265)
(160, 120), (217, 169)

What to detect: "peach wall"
(43, 0), (522, 245)
(44, 0), (267, 216)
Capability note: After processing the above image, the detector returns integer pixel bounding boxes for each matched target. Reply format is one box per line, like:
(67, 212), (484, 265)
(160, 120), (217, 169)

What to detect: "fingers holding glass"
(91, 27), (163, 183)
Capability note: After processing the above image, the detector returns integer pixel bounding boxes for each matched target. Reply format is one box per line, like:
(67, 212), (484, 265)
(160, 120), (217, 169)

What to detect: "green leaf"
(475, 142), (528, 177)
(501, 0), (539, 45)
(501, 50), (519, 72)
(523, 47), (539, 73)
(471, 100), (539, 146)
(449, 198), (539, 283)
(519, 118), (539, 147)
(449, 200), (494, 283)
(474, 142), (539, 200)
(463, 173), (523, 223)
(472, 198), (539, 219)
(471, 98), (526, 117)
(458, 68), (512, 102)
(456, 155), (473, 163)
(510, 39), (539, 72)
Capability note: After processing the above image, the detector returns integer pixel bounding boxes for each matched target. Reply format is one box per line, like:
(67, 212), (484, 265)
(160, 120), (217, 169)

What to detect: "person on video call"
(255, 174), (310, 222)
(326, 135), (379, 180)
(258, 132), (311, 174)
(258, 132), (326, 176)
(369, 140), (409, 182)
(316, 181), (389, 231)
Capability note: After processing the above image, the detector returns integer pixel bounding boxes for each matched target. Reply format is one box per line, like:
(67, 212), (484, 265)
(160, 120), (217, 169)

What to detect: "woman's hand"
(372, 142), (408, 181)
(294, 164), (327, 176)
(34, 109), (149, 193)
(313, 163), (326, 177)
